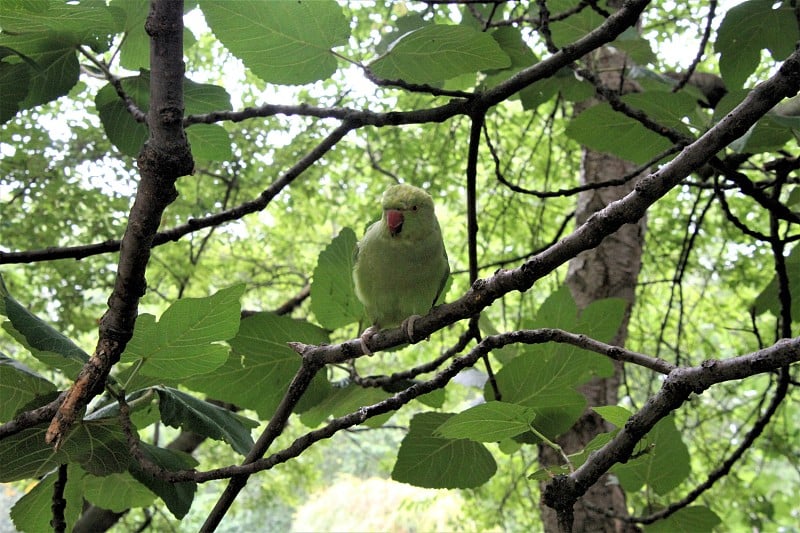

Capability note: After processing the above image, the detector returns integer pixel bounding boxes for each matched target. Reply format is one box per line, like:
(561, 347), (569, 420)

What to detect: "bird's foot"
(359, 325), (378, 356)
(401, 314), (423, 344)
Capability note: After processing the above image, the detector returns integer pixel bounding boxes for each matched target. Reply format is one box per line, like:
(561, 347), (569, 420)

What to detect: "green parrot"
(353, 183), (450, 355)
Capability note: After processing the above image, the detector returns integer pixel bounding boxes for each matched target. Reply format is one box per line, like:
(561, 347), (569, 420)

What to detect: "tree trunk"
(539, 45), (646, 532)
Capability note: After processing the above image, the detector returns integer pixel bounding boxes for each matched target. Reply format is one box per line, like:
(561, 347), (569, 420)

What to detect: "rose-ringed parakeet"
(353, 184), (450, 355)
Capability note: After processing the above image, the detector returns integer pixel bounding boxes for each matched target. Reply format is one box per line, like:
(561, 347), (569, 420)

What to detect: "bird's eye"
(412, 205), (418, 211)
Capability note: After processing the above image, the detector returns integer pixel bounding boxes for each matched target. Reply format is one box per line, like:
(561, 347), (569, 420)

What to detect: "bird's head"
(381, 184), (437, 239)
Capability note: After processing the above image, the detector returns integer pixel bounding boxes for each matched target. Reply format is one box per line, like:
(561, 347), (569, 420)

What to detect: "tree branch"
(45, 0), (194, 449)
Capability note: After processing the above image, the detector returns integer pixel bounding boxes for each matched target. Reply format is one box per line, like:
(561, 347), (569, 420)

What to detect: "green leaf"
(435, 401), (535, 442)
(369, 25), (510, 84)
(310, 227), (364, 330)
(154, 386), (258, 455)
(186, 124), (233, 161)
(95, 74), (149, 156)
(0, 353), (56, 421)
(185, 312), (330, 419)
(416, 386), (446, 409)
(0, 274), (89, 374)
(485, 288), (626, 439)
(490, 26), (537, 69)
(613, 415), (690, 495)
(577, 296), (627, 345)
(299, 384), (393, 429)
(199, 0), (349, 85)
(10, 464), (84, 533)
(83, 470), (158, 512)
(392, 412), (497, 489)
(566, 103), (672, 164)
(644, 506), (722, 533)
(0, 0), (120, 43)
(129, 442), (197, 519)
(0, 33), (80, 112)
(0, 420), (130, 482)
(121, 284), (245, 379)
(592, 405), (632, 428)
(612, 28), (656, 65)
(549, 7), (605, 48)
(520, 67), (593, 110)
(375, 13), (429, 55)
(715, 0), (797, 89)
(620, 91), (697, 137)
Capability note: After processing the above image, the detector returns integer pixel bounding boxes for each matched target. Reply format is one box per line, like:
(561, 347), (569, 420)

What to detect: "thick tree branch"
(45, 0), (194, 449)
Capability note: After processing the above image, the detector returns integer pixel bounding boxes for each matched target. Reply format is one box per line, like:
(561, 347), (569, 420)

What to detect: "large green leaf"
(199, 0), (349, 85)
(154, 386), (258, 455)
(549, 6), (605, 47)
(0, 353), (57, 421)
(392, 412), (497, 488)
(0, 420), (130, 482)
(370, 25), (510, 84)
(613, 415), (690, 495)
(83, 471), (158, 512)
(715, 0), (797, 89)
(121, 284), (245, 379)
(0, 274), (89, 374)
(129, 442), (197, 519)
(620, 91), (697, 137)
(644, 506), (722, 533)
(519, 67), (593, 110)
(185, 312), (330, 419)
(10, 464), (84, 533)
(310, 227), (364, 330)
(0, 0), (120, 43)
(485, 288), (624, 439)
(566, 105), (657, 164)
(435, 401), (535, 442)
(488, 360), (585, 440)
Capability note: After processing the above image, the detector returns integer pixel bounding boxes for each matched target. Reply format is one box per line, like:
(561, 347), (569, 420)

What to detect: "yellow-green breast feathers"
(353, 184), (450, 329)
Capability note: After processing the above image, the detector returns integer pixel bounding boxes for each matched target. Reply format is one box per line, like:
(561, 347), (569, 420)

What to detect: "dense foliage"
(1, 1), (798, 531)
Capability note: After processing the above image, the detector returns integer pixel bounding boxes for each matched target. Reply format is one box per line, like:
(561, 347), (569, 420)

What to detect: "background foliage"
(1, 0), (799, 531)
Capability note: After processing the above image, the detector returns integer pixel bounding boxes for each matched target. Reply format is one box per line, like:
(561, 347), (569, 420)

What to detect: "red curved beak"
(386, 209), (404, 236)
